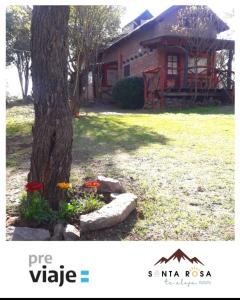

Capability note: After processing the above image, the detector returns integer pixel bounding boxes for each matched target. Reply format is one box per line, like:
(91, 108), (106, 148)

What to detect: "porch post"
(227, 49), (233, 89)
(183, 50), (188, 88)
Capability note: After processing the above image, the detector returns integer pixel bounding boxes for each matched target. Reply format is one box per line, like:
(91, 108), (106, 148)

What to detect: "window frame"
(123, 64), (130, 77)
(167, 55), (178, 76)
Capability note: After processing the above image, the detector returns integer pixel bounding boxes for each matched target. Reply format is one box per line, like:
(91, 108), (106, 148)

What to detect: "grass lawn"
(6, 104), (234, 240)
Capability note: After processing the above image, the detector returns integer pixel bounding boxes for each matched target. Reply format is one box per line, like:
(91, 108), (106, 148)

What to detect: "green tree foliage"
(68, 5), (125, 112)
(69, 5), (124, 56)
(6, 5), (32, 100)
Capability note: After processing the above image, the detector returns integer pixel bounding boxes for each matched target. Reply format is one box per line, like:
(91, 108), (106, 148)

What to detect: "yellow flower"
(57, 182), (72, 189)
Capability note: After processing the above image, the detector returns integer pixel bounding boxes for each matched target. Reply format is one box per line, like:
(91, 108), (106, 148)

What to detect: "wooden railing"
(143, 65), (235, 108)
(143, 66), (165, 109)
(178, 66), (235, 90)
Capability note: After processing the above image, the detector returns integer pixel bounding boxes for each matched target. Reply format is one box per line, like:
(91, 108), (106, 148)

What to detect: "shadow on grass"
(73, 115), (170, 162)
(79, 210), (138, 241)
(6, 135), (32, 169)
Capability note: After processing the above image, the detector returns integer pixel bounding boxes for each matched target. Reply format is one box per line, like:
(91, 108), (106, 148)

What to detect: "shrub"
(112, 76), (144, 109)
(58, 199), (80, 221)
(58, 193), (105, 221)
(19, 191), (56, 225)
(19, 188), (105, 224)
(78, 193), (105, 214)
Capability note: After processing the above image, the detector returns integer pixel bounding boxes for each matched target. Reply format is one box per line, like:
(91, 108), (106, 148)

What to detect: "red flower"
(25, 182), (44, 192)
(83, 181), (100, 188)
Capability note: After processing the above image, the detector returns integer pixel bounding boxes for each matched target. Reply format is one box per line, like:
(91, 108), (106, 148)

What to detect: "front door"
(166, 54), (180, 89)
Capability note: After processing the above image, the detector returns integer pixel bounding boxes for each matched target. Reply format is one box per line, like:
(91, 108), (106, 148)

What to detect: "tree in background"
(68, 5), (125, 114)
(6, 5), (124, 107)
(216, 9), (235, 87)
(29, 6), (72, 210)
(169, 5), (234, 101)
(171, 6), (220, 100)
(6, 6), (32, 101)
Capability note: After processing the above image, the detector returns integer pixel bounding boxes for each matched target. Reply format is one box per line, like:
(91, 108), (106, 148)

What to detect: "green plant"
(58, 192), (105, 221)
(58, 199), (81, 221)
(19, 191), (56, 224)
(78, 193), (105, 214)
(112, 76), (144, 109)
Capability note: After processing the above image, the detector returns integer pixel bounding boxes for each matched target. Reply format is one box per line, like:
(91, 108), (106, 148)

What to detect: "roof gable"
(122, 9), (153, 34)
(122, 9), (153, 29)
(105, 5), (230, 51)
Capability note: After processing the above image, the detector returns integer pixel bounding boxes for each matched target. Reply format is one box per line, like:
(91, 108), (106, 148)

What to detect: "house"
(97, 5), (234, 109)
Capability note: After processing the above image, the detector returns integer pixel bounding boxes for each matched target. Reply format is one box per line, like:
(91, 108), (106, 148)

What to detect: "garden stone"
(97, 176), (125, 194)
(6, 216), (19, 227)
(110, 193), (120, 200)
(63, 224), (80, 241)
(51, 222), (65, 241)
(6, 226), (50, 241)
(79, 193), (137, 232)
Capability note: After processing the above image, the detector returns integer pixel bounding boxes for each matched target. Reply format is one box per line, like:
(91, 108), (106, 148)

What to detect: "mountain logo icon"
(154, 249), (204, 266)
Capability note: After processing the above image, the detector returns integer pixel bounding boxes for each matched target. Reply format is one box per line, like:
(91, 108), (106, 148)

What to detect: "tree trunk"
(24, 54), (30, 100)
(16, 53), (25, 100)
(16, 52), (30, 101)
(70, 53), (83, 115)
(70, 70), (82, 115)
(28, 5), (72, 210)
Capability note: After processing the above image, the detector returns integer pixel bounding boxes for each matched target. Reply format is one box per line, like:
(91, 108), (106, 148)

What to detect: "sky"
(6, 3), (235, 98)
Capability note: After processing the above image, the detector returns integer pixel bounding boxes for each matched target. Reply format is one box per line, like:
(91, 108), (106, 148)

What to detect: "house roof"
(140, 35), (235, 51)
(123, 9), (153, 29)
(104, 5), (230, 52)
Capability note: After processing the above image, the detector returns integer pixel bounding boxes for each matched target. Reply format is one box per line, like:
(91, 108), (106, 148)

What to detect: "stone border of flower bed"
(79, 193), (137, 232)
(6, 176), (137, 241)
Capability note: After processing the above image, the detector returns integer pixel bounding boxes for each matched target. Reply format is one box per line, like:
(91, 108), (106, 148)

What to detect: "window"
(124, 64), (130, 77)
(188, 57), (207, 73)
(167, 55), (178, 75)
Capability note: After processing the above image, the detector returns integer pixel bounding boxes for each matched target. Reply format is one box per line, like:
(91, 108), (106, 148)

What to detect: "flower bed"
(6, 176), (137, 241)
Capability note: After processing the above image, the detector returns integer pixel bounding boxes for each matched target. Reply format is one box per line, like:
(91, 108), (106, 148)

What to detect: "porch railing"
(143, 65), (235, 108)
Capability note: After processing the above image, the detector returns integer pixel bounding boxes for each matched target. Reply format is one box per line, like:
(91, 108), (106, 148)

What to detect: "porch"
(140, 35), (234, 109)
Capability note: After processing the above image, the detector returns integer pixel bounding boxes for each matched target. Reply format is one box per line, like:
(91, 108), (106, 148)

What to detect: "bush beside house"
(112, 76), (144, 109)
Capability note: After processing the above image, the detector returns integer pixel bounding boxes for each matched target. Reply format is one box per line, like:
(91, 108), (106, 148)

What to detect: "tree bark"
(69, 53), (84, 115)
(70, 70), (82, 115)
(16, 52), (30, 101)
(16, 53), (25, 100)
(28, 6), (72, 210)
(24, 54), (30, 100)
